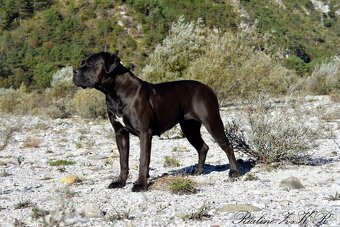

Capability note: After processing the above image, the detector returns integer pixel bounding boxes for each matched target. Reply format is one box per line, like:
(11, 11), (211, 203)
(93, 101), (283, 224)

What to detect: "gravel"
(0, 96), (339, 226)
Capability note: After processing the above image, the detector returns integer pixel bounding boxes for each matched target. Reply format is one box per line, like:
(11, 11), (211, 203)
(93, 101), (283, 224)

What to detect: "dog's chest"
(113, 115), (126, 127)
(106, 95), (128, 127)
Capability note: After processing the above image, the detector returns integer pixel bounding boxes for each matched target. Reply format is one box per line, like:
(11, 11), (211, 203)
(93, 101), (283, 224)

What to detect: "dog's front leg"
(108, 128), (130, 189)
(132, 131), (152, 192)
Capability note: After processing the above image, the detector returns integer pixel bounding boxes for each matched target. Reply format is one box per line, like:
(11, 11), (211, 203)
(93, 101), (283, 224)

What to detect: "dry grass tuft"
(163, 155), (180, 167)
(0, 124), (22, 150)
(181, 203), (211, 220)
(22, 136), (42, 148)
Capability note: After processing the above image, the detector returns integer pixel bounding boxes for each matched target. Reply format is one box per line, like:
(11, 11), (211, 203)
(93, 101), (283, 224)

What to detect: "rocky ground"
(0, 96), (339, 226)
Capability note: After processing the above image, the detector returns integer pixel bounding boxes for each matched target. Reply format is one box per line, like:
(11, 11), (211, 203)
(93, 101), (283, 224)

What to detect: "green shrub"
(169, 177), (197, 194)
(48, 160), (76, 166)
(73, 89), (106, 119)
(243, 173), (259, 181)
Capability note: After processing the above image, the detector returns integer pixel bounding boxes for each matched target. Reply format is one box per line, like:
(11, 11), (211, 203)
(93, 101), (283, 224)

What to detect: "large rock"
(279, 176), (304, 189)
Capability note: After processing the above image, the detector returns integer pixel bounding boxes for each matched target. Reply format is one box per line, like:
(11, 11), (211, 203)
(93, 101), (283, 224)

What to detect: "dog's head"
(73, 52), (120, 88)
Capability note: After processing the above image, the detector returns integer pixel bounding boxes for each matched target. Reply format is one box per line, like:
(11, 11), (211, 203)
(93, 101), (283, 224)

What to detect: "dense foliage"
(240, 0), (339, 74)
(0, 0), (139, 88)
(0, 0), (339, 89)
(143, 18), (297, 99)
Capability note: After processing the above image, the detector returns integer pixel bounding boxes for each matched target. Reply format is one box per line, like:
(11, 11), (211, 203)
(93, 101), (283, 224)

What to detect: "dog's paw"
(191, 167), (204, 175)
(132, 183), (147, 192)
(229, 169), (240, 178)
(108, 181), (126, 189)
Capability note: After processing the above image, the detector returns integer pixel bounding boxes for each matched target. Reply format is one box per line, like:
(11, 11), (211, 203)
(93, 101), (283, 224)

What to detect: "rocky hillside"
(0, 0), (339, 88)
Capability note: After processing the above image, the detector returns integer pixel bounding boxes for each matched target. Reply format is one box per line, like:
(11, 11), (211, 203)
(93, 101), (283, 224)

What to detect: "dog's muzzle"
(73, 69), (84, 87)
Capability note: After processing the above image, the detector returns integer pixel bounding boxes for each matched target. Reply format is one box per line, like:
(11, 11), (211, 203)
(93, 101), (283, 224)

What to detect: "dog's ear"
(104, 53), (120, 74)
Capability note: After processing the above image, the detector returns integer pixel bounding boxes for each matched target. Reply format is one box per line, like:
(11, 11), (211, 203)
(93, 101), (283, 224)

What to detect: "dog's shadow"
(173, 160), (255, 175)
(149, 160), (255, 185)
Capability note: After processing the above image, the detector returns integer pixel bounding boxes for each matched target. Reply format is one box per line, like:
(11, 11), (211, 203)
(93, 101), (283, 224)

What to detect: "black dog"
(73, 52), (240, 192)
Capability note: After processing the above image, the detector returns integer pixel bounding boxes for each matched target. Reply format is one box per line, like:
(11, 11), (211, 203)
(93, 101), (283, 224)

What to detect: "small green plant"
(328, 192), (340, 201)
(243, 173), (259, 181)
(163, 155), (180, 167)
(181, 203), (211, 220)
(48, 160), (76, 166)
(169, 177), (197, 194)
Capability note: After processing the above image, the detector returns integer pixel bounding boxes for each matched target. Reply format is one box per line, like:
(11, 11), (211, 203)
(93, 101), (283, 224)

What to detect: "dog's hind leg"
(180, 120), (209, 174)
(201, 115), (240, 178)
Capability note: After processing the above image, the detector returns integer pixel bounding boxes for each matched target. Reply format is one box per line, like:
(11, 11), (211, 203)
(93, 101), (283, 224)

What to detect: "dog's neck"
(96, 64), (143, 101)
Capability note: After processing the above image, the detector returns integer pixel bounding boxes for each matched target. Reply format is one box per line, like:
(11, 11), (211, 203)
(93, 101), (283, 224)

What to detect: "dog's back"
(148, 80), (220, 134)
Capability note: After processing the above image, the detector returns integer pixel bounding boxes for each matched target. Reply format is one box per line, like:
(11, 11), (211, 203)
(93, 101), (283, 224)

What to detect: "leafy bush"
(142, 18), (298, 100)
(305, 56), (340, 95)
(0, 1), (138, 89)
(73, 89), (106, 119)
